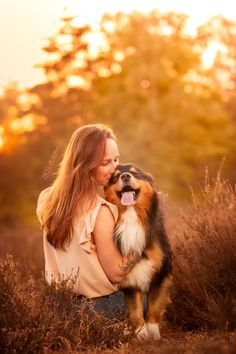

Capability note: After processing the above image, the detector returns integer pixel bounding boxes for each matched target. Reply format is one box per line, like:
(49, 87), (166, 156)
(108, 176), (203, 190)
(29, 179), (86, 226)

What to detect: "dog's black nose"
(121, 173), (131, 182)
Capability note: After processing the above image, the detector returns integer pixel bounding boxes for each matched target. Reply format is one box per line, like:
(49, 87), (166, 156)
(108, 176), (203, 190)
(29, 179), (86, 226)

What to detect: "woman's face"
(94, 138), (119, 186)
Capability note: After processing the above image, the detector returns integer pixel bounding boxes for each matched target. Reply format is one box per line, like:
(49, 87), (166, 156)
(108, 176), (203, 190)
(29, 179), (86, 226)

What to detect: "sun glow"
(62, 0), (234, 71)
(9, 115), (35, 134)
(0, 126), (4, 150)
(0, 0), (235, 89)
(202, 41), (228, 68)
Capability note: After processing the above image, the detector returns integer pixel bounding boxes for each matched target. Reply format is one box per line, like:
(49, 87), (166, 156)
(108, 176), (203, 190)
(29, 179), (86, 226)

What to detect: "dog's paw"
(135, 323), (149, 341)
(146, 322), (161, 341)
(123, 324), (132, 336)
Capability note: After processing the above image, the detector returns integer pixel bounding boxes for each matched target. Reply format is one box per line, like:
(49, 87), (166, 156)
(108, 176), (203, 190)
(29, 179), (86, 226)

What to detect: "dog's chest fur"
(114, 207), (146, 257)
(120, 258), (156, 293)
(114, 207), (156, 292)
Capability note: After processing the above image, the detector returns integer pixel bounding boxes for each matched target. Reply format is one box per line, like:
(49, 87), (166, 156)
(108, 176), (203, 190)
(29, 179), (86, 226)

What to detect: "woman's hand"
(93, 205), (138, 283)
(119, 253), (141, 273)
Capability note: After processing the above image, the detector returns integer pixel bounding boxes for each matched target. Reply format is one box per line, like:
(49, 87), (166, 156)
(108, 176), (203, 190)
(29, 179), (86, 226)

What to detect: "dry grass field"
(1, 174), (236, 353)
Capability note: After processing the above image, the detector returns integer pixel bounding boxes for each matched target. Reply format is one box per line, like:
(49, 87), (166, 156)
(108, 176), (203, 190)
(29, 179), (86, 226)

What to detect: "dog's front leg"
(123, 288), (148, 340)
(146, 274), (172, 340)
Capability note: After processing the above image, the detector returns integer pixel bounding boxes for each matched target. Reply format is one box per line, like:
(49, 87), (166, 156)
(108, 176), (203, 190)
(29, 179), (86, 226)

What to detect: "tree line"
(0, 11), (235, 223)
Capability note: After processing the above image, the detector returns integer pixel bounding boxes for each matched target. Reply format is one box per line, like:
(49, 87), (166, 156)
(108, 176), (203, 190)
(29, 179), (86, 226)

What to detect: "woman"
(36, 124), (135, 317)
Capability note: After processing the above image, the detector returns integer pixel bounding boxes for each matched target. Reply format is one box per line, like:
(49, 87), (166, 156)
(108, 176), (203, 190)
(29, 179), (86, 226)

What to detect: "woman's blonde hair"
(41, 124), (116, 250)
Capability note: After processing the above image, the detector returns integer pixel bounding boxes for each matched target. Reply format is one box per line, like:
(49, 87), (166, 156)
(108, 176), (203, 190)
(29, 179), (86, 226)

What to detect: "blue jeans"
(74, 291), (129, 320)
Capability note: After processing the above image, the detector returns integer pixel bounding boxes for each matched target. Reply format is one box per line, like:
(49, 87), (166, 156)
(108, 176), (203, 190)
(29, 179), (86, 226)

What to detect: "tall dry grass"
(0, 223), (44, 277)
(167, 170), (236, 330)
(0, 255), (133, 353)
(1, 171), (236, 352)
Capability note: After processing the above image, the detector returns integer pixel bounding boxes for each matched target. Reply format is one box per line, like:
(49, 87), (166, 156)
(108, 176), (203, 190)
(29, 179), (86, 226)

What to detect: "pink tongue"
(121, 192), (135, 206)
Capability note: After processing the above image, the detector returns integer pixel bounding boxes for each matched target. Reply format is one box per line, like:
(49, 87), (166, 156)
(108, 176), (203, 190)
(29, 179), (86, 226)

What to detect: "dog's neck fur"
(114, 206), (146, 256)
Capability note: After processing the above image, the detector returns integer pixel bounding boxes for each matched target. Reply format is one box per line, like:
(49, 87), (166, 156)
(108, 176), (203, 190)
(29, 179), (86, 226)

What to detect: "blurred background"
(0, 1), (236, 272)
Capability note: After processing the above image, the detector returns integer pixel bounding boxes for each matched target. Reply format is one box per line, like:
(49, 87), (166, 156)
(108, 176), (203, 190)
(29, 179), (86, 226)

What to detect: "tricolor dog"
(104, 163), (172, 340)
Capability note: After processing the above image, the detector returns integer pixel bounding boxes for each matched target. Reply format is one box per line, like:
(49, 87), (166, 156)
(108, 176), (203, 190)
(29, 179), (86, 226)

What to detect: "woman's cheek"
(104, 166), (110, 175)
(99, 166), (107, 177)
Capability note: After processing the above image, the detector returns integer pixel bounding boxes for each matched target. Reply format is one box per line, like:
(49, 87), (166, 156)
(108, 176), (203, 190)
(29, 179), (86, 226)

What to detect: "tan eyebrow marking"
(130, 167), (138, 173)
(114, 170), (121, 177)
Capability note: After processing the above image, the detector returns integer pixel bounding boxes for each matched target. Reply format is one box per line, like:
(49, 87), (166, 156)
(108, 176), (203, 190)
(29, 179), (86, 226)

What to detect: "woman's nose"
(110, 164), (116, 173)
(111, 161), (118, 173)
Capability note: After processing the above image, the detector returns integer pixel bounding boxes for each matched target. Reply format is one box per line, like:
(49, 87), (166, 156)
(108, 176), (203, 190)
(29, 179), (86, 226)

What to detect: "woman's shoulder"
(37, 187), (51, 205)
(88, 196), (118, 224)
(98, 196), (118, 222)
(97, 195), (116, 207)
(36, 187), (51, 222)
(78, 196), (118, 253)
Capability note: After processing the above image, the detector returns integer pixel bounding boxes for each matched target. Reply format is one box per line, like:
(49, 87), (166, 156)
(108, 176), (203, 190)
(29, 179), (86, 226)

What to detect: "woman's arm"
(93, 204), (136, 283)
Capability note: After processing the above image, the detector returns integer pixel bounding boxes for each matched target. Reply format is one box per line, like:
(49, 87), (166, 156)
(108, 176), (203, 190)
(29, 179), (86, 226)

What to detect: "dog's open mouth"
(117, 186), (140, 206)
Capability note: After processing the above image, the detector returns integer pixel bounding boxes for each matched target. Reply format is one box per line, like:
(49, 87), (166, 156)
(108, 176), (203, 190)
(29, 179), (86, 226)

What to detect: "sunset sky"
(0, 0), (235, 90)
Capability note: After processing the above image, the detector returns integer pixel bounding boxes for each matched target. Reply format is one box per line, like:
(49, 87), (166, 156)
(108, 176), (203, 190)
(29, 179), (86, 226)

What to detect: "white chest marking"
(115, 207), (146, 256)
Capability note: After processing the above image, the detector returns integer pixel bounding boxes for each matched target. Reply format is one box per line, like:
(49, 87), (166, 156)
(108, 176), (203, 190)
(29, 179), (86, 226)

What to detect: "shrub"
(0, 255), (133, 353)
(167, 171), (236, 330)
(0, 223), (44, 277)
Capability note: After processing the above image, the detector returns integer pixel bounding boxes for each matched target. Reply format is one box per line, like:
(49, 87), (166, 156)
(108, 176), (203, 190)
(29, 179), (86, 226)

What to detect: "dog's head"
(104, 163), (156, 209)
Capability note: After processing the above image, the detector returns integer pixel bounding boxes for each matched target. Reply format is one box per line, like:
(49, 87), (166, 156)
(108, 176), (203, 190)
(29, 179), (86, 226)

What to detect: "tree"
(197, 16), (236, 183)
(91, 11), (231, 196)
(1, 11), (235, 223)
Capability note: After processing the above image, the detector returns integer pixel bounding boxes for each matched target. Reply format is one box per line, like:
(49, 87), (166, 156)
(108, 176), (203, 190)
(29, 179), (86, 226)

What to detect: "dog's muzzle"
(117, 173), (140, 206)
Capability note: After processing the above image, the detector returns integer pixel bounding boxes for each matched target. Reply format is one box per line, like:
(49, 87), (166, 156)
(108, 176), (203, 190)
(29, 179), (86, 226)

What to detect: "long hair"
(40, 124), (116, 250)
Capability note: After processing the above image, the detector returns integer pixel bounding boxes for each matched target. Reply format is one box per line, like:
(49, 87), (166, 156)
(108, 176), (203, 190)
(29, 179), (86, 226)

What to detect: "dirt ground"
(95, 330), (236, 354)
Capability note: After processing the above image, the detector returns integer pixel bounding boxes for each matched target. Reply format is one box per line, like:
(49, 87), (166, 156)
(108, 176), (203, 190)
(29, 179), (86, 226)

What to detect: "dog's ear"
(140, 169), (155, 185)
(146, 172), (159, 191)
(130, 163), (156, 187)
(146, 172), (154, 184)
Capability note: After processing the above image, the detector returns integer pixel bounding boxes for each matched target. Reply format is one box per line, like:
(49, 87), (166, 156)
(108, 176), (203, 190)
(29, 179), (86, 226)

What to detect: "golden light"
(9, 113), (47, 134)
(98, 68), (111, 78)
(61, 0), (236, 85)
(0, 137), (4, 150)
(201, 41), (227, 68)
(0, 126), (4, 150)
(74, 52), (87, 67)
(67, 75), (90, 89)
(10, 116), (35, 134)
(114, 51), (125, 62)
(140, 79), (151, 89)
(0, 0), (235, 89)
(125, 46), (136, 56)
(83, 31), (109, 58)
(111, 63), (122, 74)
(56, 34), (74, 52)
(17, 93), (42, 111)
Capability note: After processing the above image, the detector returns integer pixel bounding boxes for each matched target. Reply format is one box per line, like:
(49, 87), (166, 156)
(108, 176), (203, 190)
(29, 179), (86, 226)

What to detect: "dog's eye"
(111, 173), (120, 182)
(129, 168), (139, 176)
(131, 171), (139, 176)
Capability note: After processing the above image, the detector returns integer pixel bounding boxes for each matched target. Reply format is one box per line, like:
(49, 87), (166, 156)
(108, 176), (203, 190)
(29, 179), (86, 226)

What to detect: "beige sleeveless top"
(36, 188), (119, 298)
